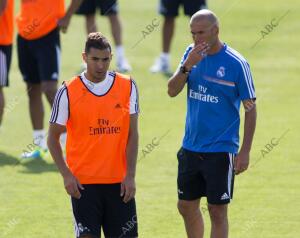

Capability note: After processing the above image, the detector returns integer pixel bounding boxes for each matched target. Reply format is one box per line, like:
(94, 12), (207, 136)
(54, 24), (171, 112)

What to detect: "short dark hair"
(85, 32), (112, 53)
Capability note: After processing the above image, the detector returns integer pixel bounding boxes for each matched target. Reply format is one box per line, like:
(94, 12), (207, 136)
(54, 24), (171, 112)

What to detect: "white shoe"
(150, 56), (172, 75)
(20, 148), (48, 161)
(117, 58), (132, 73)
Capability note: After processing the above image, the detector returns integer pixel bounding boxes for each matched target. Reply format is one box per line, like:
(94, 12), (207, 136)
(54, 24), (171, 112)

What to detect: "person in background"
(150, 0), (207, 75)
(17, 0), (83, 159)
(0, 0), (14, 130)
(76, 0), (131, 72)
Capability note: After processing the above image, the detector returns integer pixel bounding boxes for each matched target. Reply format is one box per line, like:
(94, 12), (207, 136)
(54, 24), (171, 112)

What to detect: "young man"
(76, 0), (131, 72)
(17, 0), (83, 159)
(150, 0), (207, 75)
(168, 10), (257, 238)
(48, 32), (139, 238)
(0, 0), (13, 129)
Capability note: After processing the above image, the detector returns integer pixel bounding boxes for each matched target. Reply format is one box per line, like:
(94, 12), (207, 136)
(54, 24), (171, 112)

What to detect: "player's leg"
(34, 28), (60, 107)
(161, 0), (182, 54)
(37, 28), (68, 149)
(108, 13), (131, 72)
(100, 0), (131, 72)
(17, 34), (44, 130)
(203, 152), (235, 238)
(41, 81), (57, 105)
(76, 0), (98, 34)
(177, 147), (206, 238)
(98, 0), (120, 45)
(27, 83), (44, 130)
(86, 14), (97, 34)
(17, 34), (48, 158)
(19, 28), (61, 158)
(75, 0), (97, 73)
(150, 16), (175, 76)
(208, 204), (228, 238)
(26, 81), (47, 157)
(107, 14), (121, 46)
(162, 16), (175, 55)
(71, 184), (102, 238)
(0, 45), (12, 127)
(150, 0), (180, 74)
(178, 199), (204, 238)
(102, 183), (138, 237)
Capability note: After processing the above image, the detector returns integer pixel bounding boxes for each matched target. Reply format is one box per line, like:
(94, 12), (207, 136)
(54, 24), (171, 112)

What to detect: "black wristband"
(179, 65), (191, 75)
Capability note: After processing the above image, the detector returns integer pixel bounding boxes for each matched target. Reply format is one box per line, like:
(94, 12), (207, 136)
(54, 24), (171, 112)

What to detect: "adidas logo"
(115, 103), (121, 109)
(220, 192), (230, 200)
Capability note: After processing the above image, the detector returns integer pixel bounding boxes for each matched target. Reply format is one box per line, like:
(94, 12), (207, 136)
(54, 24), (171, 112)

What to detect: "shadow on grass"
(0, 152), (19, 166)
(0, 152), (57, 174)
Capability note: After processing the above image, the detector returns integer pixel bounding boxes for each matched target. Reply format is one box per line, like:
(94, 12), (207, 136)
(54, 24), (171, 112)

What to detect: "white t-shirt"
(50, 71), (139, 126)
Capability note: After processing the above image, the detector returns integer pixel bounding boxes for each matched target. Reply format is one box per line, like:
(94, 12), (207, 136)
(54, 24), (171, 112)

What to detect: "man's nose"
(97, 61), (104, 69)
(194, 35), (201, 44)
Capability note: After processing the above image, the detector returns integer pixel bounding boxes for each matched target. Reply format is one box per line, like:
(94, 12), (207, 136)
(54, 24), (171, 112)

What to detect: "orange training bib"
(65, 73), (131, 184)
(0, 0), (14, 45)
(16, 0), (65, 40)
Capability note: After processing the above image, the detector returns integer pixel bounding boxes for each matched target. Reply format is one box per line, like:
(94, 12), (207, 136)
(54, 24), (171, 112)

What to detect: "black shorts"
(76, 0), (118, 16)
(71, 183), (138, 238)
(17, 28), (60, 84)
(177, 147), (235, 205)
(0, 45), (12, 87)
(159, 0), (206, 17)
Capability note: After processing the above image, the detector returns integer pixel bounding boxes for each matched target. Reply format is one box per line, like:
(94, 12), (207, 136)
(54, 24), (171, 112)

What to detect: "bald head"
(189, 9), (221, 51)
(190, 9), (219, 28)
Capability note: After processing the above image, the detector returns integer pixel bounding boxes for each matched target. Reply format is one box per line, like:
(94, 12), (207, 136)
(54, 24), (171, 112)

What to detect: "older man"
(168, 10), (257, 238)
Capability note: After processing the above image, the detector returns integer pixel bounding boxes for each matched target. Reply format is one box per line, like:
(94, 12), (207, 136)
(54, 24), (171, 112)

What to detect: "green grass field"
(0, 0), (299, 237)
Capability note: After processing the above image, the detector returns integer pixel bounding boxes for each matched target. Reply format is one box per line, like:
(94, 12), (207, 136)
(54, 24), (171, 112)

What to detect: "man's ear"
(212, 25), (219, 35)
(82, 52), (87, 63)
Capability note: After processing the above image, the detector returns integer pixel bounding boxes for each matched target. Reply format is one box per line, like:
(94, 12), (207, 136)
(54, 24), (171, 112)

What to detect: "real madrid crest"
(216, 66), (225, 78)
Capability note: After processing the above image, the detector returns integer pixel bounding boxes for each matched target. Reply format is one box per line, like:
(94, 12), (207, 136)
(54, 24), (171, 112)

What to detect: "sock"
(116, 45), (125, 61)
(160, 52), (170, 62)
(33, 130), (47, 150)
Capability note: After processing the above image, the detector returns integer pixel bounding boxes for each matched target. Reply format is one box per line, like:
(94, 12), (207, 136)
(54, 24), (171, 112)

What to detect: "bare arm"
(234, 100), (257, 174)
(0, 0), (7, 16)
(47, 123), (68, 175)
(241, 100), (257, 152)
(47, 123), (83, 198)
(167, 42), (209, 97)
(121, 113), (139, 203)
(167, 68), (189, 97)
(126, 114), (139, 178)
(58, 0), (83, 33)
